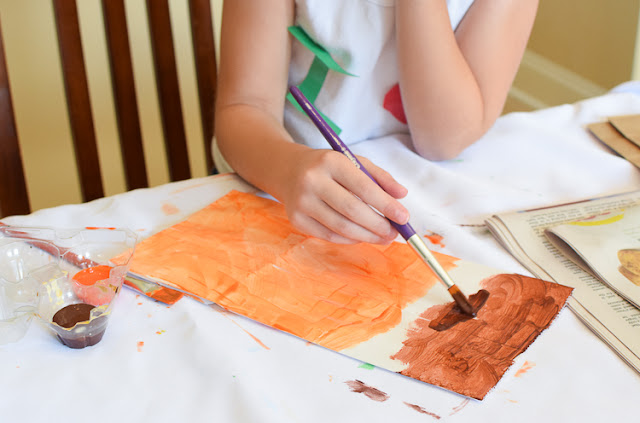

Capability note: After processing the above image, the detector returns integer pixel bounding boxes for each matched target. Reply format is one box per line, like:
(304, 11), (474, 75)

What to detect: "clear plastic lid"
(0, 226), (137, 346)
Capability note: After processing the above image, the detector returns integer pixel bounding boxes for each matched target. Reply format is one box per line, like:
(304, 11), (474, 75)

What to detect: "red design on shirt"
(383, 83), (407, 124)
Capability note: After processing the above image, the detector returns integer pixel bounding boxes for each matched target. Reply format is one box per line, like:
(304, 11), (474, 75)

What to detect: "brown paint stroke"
(449, 398), (470, 416)
(429, 289), (490, 331)
(391, 273), (573, 400)
(345, 380), (389, 402)
(404, 402), (441, 419)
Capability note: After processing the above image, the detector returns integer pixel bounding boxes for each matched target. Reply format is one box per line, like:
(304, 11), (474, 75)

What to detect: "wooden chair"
(0, 0), (217, 218)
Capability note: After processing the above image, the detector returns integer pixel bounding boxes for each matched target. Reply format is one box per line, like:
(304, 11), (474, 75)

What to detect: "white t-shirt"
(213, 0), (475, 173)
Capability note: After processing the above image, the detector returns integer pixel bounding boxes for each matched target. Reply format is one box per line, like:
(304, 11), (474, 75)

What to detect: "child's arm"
(215, 0), (409, 245)
(396, 0), (539, 160)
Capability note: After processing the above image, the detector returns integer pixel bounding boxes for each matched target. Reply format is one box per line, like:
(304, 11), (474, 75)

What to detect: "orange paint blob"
(137, 341), (144, 352)
(119, 191), (456, 351)
(425, 233), (445, 248)
(72, 265), (112, 286)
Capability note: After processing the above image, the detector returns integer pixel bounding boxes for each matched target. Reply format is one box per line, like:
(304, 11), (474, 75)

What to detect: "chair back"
(0, 0), (217, 218)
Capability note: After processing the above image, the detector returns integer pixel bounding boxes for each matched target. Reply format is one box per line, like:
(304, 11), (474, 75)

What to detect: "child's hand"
(279, 149), (410, 244)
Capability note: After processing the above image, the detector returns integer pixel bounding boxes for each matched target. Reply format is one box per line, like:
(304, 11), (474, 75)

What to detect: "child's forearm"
(396, 0), (538, 160)
(215, 103), (308, 199)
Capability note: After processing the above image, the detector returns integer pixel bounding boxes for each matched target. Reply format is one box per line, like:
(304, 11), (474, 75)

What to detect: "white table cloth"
(2, 87), (640, 422)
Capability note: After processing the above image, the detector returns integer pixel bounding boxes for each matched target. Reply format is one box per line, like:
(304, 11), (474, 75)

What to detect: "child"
(214, 0), (538, 245)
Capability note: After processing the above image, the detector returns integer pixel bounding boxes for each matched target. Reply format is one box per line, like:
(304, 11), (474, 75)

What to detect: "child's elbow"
(412, 129), (482, 161)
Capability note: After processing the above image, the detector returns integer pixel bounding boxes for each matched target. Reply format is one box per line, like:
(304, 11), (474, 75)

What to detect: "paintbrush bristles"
(448, 285), (476, 316)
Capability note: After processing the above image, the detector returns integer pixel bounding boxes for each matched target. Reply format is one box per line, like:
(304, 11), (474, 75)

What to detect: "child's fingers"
(319, 179), (397, 241)
(293, 215), (357, 244)
(360, 157), (409, 200)
(336, 158), (409, 226)
(290, 195), (393, 244)
(290, 208), (388, 245)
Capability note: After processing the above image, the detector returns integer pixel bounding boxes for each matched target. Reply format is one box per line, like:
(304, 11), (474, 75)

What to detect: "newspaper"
(485, 190), (640, 373)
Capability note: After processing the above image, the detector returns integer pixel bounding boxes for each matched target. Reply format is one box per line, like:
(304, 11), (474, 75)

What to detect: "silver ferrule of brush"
(406, 234), (455, 289)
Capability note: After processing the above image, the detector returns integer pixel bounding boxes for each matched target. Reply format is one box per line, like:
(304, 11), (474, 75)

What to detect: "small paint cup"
(32, 227), (138, 348)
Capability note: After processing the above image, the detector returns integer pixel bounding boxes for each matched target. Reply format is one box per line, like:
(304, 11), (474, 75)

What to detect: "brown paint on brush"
(404, 402), (441, 419)
(430, 289), (490, 331)
(447, 285), (477, 316)
(391, 273), (573, 400)
(345, 380), (389, 402)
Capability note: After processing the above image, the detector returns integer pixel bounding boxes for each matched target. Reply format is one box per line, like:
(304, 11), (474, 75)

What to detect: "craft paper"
(587, 121), (640, 169)
(609, 114), (640, 147)
(116, 190), (572, 399)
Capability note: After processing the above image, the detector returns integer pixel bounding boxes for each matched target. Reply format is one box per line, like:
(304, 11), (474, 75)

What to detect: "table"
(2, 87), (640, 422)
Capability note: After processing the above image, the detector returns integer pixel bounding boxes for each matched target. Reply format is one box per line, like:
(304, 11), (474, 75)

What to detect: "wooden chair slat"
(102, 0), (149, 190)
(52, 0), (105, 202)
(146, 0), (191, 182)
(189, 0), (217, 173)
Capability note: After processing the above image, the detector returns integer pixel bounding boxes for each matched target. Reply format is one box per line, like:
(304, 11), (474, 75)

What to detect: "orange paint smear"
(137, 341), (144, 352)
(425, 233), (445, 248)
(514, 360), (535, 377)
(117, 191), (454, 351)
(161, 203), (180, 216)
(123, 279), (184, 305)
(218, 311), (270, 350)
(391, 274), (572, 400)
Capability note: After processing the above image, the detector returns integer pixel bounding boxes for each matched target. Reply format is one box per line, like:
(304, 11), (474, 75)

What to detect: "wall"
(508, 0), (640, 112)
(1, 0), (223, 212)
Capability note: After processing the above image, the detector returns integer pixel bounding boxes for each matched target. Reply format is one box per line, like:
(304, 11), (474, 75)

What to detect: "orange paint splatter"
(156, 330), (165, 335)
(514, 360), (535, 377)
(137, 302), (143, 305)
(118, 191), (454, 351)
(425, 232), (445, 248)
(137, 341), (144, 352)
(161, 203), (180, 216)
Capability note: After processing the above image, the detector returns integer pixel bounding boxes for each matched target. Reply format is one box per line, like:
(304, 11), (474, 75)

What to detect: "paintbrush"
(289, 85), (476, 316)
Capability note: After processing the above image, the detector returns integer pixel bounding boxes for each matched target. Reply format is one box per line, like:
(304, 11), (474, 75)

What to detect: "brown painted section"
(391, 274), (572, 400)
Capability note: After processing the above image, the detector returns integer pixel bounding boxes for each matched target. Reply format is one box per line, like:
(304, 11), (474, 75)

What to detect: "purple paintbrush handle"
(289, 86), (416, 241)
